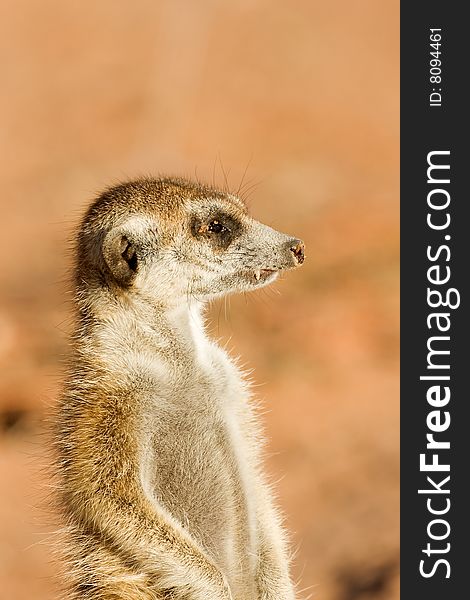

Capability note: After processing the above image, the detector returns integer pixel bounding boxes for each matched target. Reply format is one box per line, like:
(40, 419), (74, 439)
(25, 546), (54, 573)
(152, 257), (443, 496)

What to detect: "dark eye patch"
(190, 212), (243, 249)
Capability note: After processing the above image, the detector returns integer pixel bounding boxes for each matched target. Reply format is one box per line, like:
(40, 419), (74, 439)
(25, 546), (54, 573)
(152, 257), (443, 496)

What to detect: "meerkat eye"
(208, 220), (228, 234)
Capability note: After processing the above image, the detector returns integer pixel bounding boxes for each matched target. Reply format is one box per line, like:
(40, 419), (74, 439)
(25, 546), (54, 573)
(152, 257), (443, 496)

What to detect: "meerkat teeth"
(254, 270), (261, 281)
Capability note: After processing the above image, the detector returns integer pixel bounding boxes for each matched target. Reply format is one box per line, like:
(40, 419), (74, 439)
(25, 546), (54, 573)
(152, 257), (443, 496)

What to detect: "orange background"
(0, 2), (399, 599)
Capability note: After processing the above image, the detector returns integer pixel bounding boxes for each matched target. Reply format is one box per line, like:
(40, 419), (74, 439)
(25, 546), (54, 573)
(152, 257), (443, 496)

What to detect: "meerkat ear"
(102, 227), (138, 287)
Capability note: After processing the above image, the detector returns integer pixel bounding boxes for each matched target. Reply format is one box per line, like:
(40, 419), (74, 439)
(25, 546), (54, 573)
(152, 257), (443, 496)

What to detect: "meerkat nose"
(289, 240), (305, 265)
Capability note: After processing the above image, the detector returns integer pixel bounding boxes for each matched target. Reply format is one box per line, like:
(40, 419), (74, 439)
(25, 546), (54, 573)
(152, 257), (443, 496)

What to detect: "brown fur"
(52, 177), (304, 599)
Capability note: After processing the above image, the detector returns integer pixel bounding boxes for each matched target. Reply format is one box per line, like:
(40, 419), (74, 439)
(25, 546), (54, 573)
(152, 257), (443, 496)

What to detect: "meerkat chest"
(144, 344), (258, 584)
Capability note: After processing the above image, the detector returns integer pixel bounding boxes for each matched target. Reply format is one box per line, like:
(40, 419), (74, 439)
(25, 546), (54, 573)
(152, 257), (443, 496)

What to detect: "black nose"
(290, 239), (305, 265)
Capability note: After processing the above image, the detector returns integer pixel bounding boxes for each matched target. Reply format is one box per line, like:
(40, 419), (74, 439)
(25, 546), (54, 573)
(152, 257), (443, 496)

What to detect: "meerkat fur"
(53, 176), (305, 600)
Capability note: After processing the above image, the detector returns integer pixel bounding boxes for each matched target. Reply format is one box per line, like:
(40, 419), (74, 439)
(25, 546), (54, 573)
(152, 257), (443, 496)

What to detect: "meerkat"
(53, 176), (305, 600)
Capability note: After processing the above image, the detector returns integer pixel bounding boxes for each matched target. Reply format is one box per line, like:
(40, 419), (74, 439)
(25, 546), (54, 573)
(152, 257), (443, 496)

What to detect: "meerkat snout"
(252, 237), (305, 281)
(290, 240), (305, 265)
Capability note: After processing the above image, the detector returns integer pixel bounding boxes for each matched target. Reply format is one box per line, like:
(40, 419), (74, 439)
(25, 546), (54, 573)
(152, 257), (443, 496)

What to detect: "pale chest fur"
(137, 311), (260, 596)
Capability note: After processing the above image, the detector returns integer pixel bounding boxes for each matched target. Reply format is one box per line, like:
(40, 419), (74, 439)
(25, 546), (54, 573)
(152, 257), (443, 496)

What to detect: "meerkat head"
(76, 177), (305, 307)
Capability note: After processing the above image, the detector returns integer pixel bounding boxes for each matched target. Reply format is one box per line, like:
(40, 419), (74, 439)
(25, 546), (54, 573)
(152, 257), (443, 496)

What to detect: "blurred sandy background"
(0, 1), (399, 599)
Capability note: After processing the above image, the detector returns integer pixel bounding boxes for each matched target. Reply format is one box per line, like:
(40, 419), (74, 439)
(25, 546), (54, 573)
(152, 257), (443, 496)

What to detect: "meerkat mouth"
(253, 268), (277, 282)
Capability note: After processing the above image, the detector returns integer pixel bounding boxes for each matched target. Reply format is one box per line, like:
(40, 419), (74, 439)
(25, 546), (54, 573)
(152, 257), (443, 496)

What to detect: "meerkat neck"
(74, 289), (210, 372)
(162, 300), (209, 353)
